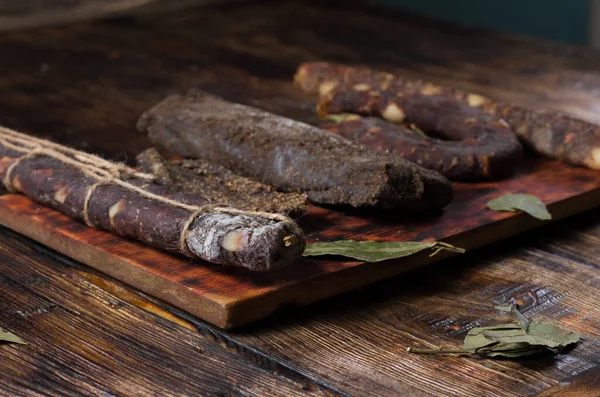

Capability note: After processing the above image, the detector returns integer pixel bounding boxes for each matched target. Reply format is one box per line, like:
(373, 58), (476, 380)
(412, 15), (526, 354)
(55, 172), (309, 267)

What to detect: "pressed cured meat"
(137, 90), (453, 212)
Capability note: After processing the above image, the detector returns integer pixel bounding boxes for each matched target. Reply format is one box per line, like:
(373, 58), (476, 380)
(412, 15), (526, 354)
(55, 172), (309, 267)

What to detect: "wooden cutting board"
(1, 157), (599, 328)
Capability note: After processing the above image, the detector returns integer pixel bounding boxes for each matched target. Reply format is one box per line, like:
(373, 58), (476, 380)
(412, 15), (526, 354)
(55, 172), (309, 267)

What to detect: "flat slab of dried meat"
(137, 90), (453, 212)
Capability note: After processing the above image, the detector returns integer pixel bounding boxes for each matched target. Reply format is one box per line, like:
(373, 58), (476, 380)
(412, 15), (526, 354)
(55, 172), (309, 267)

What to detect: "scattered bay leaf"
(483, 322), (580, 349)
(408, 306), (580, 359)
(462, 324), (521, 352)
(484, 346), (546, 358)
(487, 193), (552, 220)
(0, 329), (26, 345)
(495, 303), (530, 333)
(302, 240), (465, 262)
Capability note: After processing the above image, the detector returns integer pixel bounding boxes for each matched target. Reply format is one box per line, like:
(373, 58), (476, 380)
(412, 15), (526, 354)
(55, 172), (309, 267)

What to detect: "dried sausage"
(295, 62), (600, 170)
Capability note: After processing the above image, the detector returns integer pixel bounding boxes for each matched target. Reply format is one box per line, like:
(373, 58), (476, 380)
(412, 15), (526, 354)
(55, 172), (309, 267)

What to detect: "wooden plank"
(146, 209), (600, 396)
(0, 1), (597, 395)
(0, 0), (231, 32)
(2, 1), (600, 157)
(0, 228), (336, 397)
(46, 205), (599, 397)
(536, 368), (600, 396)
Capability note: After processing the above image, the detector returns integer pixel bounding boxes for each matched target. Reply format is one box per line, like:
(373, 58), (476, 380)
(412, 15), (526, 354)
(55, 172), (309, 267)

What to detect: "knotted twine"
(0, 126), (296, 257)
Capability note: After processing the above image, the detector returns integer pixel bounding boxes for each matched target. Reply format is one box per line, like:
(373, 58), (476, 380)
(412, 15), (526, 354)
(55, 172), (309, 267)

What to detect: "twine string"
(0, 126), (295, 256)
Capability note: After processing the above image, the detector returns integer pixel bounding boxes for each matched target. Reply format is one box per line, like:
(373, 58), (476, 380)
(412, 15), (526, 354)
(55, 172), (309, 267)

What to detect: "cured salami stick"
(295, 62), (600, 170)
(0, 126), (305, 271)
(317, 86), (522, 180)
(137, 90), (453, 212)
(321, 116), (519, 180)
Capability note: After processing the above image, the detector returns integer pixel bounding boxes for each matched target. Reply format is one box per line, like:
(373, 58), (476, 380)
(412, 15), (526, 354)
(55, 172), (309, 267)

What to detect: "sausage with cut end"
(0, 127), (306, 271)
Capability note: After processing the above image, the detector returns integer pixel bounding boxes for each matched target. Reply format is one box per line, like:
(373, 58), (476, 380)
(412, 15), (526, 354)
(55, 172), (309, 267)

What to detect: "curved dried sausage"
(295, 62), (600, 170)
(316, 84), (522, 180)
(321, 115), (519, 180)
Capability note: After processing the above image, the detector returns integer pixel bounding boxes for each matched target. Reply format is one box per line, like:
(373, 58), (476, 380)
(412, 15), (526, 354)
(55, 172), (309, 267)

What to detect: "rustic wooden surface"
(0, 0), (231, 32)
(0, 227), (328, 397)
(0, 0), (599, 395)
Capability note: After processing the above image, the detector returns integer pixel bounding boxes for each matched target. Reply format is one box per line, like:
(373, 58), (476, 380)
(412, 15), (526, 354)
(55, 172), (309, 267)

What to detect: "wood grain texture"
(536, 368), (600, 396)
(0, 227), (336, 397)
(148, 209), (600, 397)
(2, 1), (600, 158)
(0, 0), (230, 32)
(0, 0), (599, 395)
(28, 206), (598, 397)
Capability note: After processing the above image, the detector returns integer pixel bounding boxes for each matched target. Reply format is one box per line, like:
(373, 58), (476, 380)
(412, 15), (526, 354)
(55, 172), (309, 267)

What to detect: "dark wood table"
(0, 1), (599, 395)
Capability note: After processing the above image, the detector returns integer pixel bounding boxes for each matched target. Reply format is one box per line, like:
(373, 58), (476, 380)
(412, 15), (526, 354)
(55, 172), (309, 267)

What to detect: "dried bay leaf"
(495, 303), (530, 333)
(484, 346), (546, 358)
(479, 342), (531, 352)
(482, 328), (527, 339)
(487, 193), (552, 220)
(462, 324), (521, 352)
(302, 240), (465, 262)
(0, 329), (26, 345)
(408, 306), (580, 359)
(512, 308), (530, 333)
(483, 322), (580, 349)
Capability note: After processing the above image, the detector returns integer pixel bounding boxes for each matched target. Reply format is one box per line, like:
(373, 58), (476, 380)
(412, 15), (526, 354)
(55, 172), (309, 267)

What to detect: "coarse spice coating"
(136, 148), (308, 215)
(317, 85), (523, 180)
(137, 90), (453, 212)
(295, 62), (600, 170)
(0, 131), (305, 271)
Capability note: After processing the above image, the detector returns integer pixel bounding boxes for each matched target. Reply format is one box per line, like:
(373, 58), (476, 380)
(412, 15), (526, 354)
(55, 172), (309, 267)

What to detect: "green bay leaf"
(462, 324), (521, 352)
(302, 240), (465, 262)
(494, 304), (530, 333)
(409, 307), (580, 359)
(512, 307), (530, 334)
(0, 329), (26, 345)
(482, 322), (580, 349)
(484, 346), (546, 358)
(487, 193), (552, 220)
(494, 304), (513, 312)
(484, 342), (532, 352)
